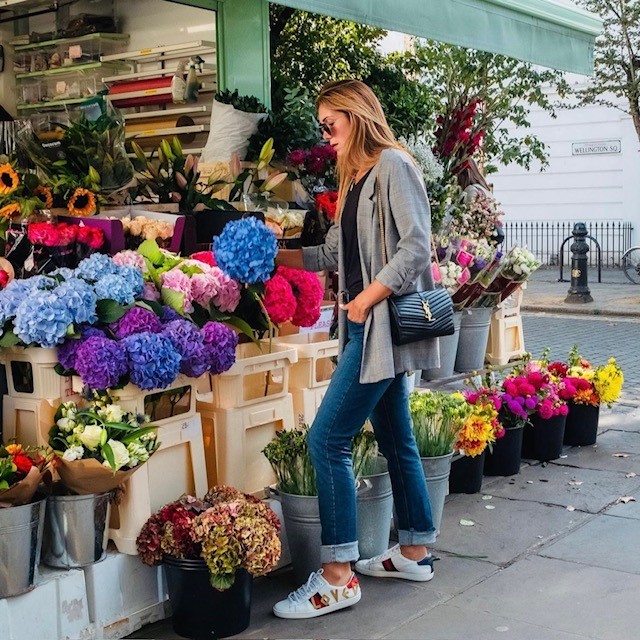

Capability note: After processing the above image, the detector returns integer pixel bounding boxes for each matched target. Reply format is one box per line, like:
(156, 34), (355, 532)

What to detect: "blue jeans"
(308, 319), (436, 564)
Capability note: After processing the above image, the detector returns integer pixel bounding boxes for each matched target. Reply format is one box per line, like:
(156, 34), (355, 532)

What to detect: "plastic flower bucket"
(449, 451), (486, 494)
(564, 402), (600, 446)
(522, 414), (567, 462)
(484, 426), (524, 476)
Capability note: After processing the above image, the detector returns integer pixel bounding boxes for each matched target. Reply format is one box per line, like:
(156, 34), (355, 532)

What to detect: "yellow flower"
(593, 362), (623, 406)
(5, 444), (23, 455)
(34, 185), (54, 209)
(0, 203), (20, 219)
(0, 163), (19, 195)
(67, 188), (97, 217)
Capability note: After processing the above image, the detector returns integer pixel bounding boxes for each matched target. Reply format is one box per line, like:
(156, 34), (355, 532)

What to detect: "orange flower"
(0, 163), (19, 195)
(5, 444), (23, 455)
(67, 188), (97, 217)
(0, 203), (20, 218)
(34, 185), (54, 209)
(573, 388), (599, 406)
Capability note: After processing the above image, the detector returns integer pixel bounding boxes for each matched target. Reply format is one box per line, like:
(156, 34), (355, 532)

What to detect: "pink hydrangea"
(191, 268), (240, 313)
(264, 274), (297, 323)
(161, 268), (194, 313)
(142, 282), (160, 302)
(113, 250), (147, 272)
(277, 266), (324, 327)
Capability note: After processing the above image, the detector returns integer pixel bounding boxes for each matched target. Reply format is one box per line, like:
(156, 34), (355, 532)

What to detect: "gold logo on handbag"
(421, 299), (433, 322)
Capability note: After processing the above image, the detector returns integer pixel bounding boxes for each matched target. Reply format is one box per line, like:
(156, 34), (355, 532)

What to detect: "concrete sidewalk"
(522, 268), (640, 318)
(128, 402), (640, 640)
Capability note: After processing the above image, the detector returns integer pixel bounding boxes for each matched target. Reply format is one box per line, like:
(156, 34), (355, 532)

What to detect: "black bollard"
(565, 222), (593, 303)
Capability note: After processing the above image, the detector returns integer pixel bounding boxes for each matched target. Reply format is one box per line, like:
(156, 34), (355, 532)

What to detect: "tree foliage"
(572, 0), (640, 143)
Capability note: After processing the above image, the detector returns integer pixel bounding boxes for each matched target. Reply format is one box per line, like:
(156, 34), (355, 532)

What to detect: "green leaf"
(120, 426), (158, 444)
(136, 299), (164, 317)
(102, 441), (116, 472)
(161, 287), (185, 314)
(97, 299), (131, 324)
(138, 239), (164, 266)
(223, 316), (258, 346)
(209, 572), (235, 591)
(0, 330), (20, 347)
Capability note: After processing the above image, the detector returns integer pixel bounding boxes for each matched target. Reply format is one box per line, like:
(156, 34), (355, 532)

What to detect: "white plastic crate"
(109, 413), (208, 555)
(2, 397), (57, 447)
(0, 566), (93, 640)
(199, 394), (295, 495)
(486, 286), (526, 366)
(72, 374), (197, 426)
(269, 333), (337, 390)
(83, 551), (168, 639)
(201, 342), (298, 410)
(1, 347), (75, 401)
(290, 386), (330, 428)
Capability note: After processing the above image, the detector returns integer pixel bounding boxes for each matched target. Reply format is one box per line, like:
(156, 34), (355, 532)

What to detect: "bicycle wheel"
(622, 247), (640, 284)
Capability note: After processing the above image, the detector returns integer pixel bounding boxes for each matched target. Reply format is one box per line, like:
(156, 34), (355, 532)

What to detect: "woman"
(457, 157), (491, 204)
(273, 79), (439, 620)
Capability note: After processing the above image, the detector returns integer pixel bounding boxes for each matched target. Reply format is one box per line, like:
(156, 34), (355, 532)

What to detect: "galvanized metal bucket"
(455, 307), (493, 373)
(42, 491), (111, 568)
(0, 496), (46, 598)
(356, 457), (393, 559)
(421, 453), (454, 534)
(423, 312), (462, 381)
(278, 490), (322, 584)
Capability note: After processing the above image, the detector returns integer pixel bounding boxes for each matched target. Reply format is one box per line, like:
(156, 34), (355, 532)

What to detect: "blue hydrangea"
(55, 279), (98, 325)
(50, 267), (75, 281)
(213, 217), (278, 284)
(94, 274), (137, 305)
(162, 319), (209, 378)
(160, 305), (182, 323)
(0, 279), (36, 319)
(122, 331), (182, 390)
(13, 291), (73, 347)
(115, 265), (145, 298)
(76, 253), (118, 283)
(30, 275), (57, 291)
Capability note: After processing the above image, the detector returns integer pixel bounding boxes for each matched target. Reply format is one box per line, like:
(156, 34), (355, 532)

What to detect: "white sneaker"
(355, 544), (435, 582)
(272, 569), (361, 619)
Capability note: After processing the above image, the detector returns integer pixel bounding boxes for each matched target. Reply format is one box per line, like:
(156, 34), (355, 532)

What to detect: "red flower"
(276, 265), (324, 327)
(12, 453), (34, 474)
(263, 274), (297, 324)
(77, 225), (105, 249)
(191, 251), (217, 267)
(287, 149), (307, 165)
(0, 269), (9, 288)
(315, 190), (339, 220)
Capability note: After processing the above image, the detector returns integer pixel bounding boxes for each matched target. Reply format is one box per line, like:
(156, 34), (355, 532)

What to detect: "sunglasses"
(318, 121), (333, 136)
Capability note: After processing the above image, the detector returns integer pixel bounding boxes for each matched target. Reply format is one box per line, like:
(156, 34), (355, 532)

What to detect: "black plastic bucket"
(564, 403), (599, 446)
(484, 426), (523, 476)
(449, 451), (485, 493)
(523, 414), (567, 462)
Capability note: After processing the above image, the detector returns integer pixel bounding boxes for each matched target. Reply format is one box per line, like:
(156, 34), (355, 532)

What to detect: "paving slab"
(551, 431), (640, 474)
(385, 602), (594, 640)
(433, 494), (587, 565)
(605, 498), (640, 520)
(599, 407), (640, 433)
(450, 555), (640, 640)
(539, 514), (640, 575)
(488, 462), (640, 513)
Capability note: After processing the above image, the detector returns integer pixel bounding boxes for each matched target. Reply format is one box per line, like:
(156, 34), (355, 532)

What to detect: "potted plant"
(262, 424), (381, 583)
(44, 395), (160, 568)
(0, 443), (50, 598)
(136, 487), (282, 639)
(552, 348), (624, 446)
(408, 391), (471, 532)
(450, 388), (504, 493)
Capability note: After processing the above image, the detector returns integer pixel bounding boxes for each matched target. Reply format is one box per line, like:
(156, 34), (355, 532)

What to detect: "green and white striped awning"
(272, 0), (602, 74)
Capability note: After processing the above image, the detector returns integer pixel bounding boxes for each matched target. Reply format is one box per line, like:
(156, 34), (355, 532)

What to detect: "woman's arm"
(275, 249), (304, 269)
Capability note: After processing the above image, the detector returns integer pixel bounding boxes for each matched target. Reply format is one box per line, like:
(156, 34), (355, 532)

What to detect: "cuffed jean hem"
(320, 541), (360, 564)
(398, 529), (437, 546)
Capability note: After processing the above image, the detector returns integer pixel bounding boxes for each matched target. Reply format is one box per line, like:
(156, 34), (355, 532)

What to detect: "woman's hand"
(340, 295), (371, 324)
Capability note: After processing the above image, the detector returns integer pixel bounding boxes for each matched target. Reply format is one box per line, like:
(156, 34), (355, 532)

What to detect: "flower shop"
(0, 1), (607, 639)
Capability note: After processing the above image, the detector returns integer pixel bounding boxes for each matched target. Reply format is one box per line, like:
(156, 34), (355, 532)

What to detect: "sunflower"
(34, 185), (54, 209)
(0, 203), (20, 219)
(0, 163), (19, 196)
(67, 188), (97, 217)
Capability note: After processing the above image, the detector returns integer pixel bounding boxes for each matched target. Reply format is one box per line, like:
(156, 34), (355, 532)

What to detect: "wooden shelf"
(123, 104), (210, 121)
(126, 124), (209, 139)
(102, 65), (215, 84)
(101, 40), (215, 63)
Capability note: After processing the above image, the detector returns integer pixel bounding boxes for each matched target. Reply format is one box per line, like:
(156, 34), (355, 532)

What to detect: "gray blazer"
(303, 148), (440, 383)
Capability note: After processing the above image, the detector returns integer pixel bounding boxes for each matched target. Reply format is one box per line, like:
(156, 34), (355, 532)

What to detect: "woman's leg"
(307, 320), (392, 584)
(369, 374), (436, 548)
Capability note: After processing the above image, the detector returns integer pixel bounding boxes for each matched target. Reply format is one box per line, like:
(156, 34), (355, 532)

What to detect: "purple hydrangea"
(55, 278), (98, 325)
(201, 321), (238, 375)
(160, 305), (182, 323)
(162, 319), (209, 378)
(75, 335), (128, 390)
(213, 217), (278, 284)
(57, 326), (105, 371)
(111, 307), (163, 339)
(13, 291), (73, 347)
(122, 331), (181, 390)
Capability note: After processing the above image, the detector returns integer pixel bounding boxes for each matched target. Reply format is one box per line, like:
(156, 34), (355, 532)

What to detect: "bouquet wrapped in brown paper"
(0, 444), (50, 507)
(45, 394), (160, 495)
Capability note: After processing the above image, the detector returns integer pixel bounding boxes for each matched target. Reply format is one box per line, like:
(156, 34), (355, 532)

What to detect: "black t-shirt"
(342, 169), (372, 299)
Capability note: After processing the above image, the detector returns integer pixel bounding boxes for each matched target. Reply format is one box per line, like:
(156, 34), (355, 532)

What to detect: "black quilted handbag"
(377, 182), (455, 346)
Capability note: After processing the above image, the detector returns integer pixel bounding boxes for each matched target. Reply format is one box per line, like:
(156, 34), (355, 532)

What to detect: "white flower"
(103, 439), (130, 471)
(99, 404), (124, 424)
(59, 402), (77, 419)
(62, 445), (85, 462)
(126, 442), (151, 468)
(56, 417), (75, 432)
(79, 424), (105, 451)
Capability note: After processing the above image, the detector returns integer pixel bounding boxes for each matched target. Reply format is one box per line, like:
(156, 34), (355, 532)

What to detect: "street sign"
(571, 140), (621, 155)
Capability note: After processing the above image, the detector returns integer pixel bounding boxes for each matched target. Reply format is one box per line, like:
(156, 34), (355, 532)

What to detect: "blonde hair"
(317, 79), (405, 218)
